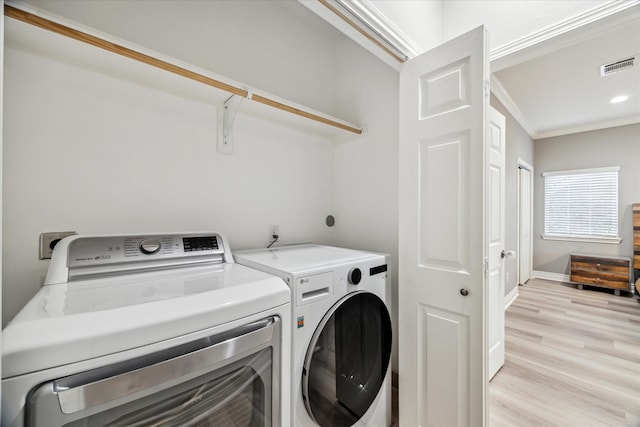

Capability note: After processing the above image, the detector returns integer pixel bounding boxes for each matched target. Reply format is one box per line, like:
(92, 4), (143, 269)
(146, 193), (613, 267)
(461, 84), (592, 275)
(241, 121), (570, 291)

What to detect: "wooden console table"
(633, 203), (639, 277)
(570, 253), (633, 296)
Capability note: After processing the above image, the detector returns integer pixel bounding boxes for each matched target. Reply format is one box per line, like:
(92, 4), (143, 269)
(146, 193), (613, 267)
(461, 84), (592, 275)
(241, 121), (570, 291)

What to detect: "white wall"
(3, 0), (403, 380)
(331, 38), (400, 370)
(533, 124), (640, 275)
(2, 17), (336, 325)
(442, 0), (609, 48)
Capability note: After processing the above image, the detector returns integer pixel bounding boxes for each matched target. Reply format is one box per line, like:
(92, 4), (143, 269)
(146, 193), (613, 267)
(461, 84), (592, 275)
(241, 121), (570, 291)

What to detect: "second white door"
(487, 106), (506, 381)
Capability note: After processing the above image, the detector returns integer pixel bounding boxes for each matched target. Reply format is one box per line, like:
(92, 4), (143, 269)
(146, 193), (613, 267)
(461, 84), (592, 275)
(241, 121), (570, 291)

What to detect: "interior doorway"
(517, 159), (533, 285)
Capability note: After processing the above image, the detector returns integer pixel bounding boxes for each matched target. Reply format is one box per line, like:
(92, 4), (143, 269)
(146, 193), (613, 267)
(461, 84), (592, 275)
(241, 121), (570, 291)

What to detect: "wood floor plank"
(491, 358), (628, 426)
(490, 279), (640, 427)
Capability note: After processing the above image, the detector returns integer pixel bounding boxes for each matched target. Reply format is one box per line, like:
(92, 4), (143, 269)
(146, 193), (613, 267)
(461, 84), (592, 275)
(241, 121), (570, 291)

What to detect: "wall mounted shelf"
(4, 3), (363, 138)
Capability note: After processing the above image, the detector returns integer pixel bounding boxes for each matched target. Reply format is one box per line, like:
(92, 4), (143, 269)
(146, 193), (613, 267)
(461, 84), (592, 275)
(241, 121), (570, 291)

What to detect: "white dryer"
(2, 233), (291, 427)
(235, 244), (392, 427)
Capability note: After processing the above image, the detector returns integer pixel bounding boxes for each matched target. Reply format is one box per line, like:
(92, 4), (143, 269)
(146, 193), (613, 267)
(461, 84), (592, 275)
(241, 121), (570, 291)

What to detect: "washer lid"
(235, 244), (384, 274)
(2, 263), (289, 378)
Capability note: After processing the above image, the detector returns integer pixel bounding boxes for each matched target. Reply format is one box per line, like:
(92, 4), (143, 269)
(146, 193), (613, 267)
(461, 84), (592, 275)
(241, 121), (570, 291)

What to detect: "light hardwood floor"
(391, 278), (639, 426)
(489, 278), (640, 427)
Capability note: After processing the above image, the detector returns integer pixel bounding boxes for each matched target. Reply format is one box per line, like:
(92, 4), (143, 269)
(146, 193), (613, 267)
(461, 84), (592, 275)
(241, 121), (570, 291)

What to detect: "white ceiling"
(492, 11), (640, 139)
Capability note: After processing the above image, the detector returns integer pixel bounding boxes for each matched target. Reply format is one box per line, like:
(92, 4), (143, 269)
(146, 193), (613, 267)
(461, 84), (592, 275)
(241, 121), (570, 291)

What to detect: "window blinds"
(543, 167), (619, 239)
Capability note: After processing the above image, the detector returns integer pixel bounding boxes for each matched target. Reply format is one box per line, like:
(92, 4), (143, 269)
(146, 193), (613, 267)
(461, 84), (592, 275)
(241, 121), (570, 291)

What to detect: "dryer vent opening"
(600, 56), (635, 76)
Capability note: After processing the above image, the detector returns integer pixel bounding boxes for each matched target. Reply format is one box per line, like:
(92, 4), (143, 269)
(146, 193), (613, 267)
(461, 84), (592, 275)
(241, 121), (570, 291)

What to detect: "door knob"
(501, 250), (516, 259)
(460, 288), (469, 296)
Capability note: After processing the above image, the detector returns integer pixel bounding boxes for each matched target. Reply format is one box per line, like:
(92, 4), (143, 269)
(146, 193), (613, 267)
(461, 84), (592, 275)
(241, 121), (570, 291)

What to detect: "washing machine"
(2, 232), (291, 427)
(235, 244), (392, 427)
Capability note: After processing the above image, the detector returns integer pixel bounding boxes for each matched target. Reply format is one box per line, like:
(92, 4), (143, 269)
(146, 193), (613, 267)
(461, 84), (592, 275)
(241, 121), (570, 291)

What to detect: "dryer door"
(302, 291), (392, 427)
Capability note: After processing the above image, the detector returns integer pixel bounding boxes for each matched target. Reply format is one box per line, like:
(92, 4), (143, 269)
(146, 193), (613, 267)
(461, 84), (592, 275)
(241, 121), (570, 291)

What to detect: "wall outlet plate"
(39, 231), (77, 260)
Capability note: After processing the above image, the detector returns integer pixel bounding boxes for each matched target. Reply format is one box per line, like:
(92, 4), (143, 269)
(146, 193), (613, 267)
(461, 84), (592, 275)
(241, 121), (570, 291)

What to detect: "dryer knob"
(348, 267), (362, 285)
(140, 239), (161, 255)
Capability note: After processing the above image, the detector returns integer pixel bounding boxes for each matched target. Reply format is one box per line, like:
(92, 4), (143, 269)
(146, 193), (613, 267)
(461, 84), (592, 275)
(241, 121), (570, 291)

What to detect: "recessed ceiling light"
(610, 95), (629, 104)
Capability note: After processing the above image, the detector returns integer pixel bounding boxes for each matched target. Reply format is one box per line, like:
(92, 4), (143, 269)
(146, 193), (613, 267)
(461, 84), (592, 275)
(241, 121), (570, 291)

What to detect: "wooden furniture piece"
(634, 203), (639, 276)
(570, 253), (632, 296)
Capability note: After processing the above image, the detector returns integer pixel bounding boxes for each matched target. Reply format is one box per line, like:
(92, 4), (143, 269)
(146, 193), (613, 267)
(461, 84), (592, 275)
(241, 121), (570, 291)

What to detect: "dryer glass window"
(89, 351), (270, 427)
(26, 317), (280, 427)
(303, 292), (392, 427)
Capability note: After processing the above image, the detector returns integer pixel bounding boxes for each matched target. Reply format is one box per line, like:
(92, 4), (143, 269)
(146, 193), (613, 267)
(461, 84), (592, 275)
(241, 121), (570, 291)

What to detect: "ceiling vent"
(600, 56), (635, 76)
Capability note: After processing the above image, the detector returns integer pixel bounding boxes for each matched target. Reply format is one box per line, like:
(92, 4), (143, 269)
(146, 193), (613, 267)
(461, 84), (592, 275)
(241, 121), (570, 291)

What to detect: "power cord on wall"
(266, 234), (279, 248)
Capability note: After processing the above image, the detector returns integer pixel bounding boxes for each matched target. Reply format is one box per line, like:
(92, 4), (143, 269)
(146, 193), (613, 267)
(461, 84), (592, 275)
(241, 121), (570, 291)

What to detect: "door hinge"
(484, 257), (489, 275)
(484, 80), (490, 97)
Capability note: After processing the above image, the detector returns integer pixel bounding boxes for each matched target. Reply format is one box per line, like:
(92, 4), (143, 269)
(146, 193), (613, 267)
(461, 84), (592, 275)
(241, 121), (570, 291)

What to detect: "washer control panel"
(67, 234), (224, 268)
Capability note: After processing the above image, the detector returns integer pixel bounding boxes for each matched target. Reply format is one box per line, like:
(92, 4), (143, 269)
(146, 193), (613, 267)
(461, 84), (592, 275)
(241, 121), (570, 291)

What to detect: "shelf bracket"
(218, 94), (237, 155)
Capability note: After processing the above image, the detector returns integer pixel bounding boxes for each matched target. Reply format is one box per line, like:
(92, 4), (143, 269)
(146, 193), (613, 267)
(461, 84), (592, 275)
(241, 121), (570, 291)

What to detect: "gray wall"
(533, 124), (640, 276)
(491, 95), (534, 297)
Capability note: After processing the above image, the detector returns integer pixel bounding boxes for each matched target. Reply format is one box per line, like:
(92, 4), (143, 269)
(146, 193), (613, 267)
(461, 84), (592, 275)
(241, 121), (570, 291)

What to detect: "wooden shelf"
(4, 3), (363, 138)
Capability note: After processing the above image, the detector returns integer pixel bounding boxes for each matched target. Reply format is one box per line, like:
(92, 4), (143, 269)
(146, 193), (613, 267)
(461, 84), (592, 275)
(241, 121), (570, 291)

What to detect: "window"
(543, 166), (620, 243)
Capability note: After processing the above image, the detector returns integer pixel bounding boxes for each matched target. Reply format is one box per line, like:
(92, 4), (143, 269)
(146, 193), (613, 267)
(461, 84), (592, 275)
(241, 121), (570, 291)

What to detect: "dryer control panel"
(69, 234), (223, 265)
(45, 233), (231, 285)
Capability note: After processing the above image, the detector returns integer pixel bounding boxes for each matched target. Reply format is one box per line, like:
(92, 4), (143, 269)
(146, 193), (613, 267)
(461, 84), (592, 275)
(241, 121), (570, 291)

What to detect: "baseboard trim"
(532, 270), (570, 283)
(504, 285), (519, 310)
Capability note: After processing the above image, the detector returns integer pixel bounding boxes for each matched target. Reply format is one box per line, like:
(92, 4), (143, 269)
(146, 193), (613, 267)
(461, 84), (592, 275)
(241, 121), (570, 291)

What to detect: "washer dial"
(348, 267), (362, 285)
(139, 239), (161, 255)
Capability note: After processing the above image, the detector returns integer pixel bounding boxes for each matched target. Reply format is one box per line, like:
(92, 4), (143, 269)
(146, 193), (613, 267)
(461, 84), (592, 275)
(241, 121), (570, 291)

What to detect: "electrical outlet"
(39, 231), (77, 260)
(269, 225), (279, 241)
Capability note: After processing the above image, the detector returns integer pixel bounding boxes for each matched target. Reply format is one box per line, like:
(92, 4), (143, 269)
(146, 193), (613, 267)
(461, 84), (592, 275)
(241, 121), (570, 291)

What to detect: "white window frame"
(542, 166), (621, 244)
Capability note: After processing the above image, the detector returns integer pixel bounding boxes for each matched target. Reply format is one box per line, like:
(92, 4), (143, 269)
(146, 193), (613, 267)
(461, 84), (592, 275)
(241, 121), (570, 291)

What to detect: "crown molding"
(339, 0), (423, 59)
(298, 0), (402, 70)
(304, 0), (640, 75)
(491, 1), (640, 72)
(490, 76), (537, 138)
(534, 116), (640, 140)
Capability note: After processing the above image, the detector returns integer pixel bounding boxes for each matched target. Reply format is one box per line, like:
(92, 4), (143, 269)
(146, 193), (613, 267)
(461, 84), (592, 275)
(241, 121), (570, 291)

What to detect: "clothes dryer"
(235, 244), (392, 427)
(2, 233), (291, 427)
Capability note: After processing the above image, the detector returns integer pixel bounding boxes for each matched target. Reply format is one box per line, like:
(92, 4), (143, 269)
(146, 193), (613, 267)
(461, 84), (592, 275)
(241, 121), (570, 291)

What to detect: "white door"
(518, 165), (532, 284)
(399, 26), (490, 427)
(487, 107), (506, 381)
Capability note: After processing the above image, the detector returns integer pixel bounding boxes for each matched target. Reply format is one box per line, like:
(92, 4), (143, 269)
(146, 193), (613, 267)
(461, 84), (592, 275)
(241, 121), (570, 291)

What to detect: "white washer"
(2, 233), (291, 427)
(235, 244), (392, 427)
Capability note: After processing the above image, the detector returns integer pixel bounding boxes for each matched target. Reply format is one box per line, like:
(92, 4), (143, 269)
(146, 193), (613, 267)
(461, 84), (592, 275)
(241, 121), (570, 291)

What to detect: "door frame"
(516, 158), (533, 286)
